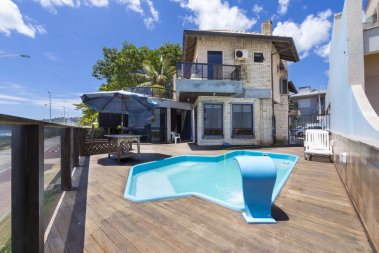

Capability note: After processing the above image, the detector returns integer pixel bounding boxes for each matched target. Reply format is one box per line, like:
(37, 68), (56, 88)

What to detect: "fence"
(0, 114), (84, 253)
(176, 62), (241, 81)
(288, 114), (330, 145)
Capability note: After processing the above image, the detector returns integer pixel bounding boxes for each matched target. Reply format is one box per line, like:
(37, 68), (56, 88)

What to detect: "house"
(326, 0), (379, 250)
(290, 86), (326, 116)
(174, 20), (299, 146)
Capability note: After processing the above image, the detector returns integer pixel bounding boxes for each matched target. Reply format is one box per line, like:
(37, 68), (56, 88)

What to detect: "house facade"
(290, 86), (326, 116)
(175, 21), (299, 146)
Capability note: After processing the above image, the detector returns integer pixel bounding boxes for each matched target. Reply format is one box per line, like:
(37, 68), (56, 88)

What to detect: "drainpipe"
(270, 52), (276, 145)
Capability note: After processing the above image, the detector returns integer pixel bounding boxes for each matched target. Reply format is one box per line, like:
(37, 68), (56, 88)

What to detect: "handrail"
(176, 61), (241, 81)
(0, 113), (81, 128)
(128, 86), (175, 99)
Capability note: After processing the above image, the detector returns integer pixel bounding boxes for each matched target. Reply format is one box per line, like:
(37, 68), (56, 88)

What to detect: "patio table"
(104, 134), (141, 162)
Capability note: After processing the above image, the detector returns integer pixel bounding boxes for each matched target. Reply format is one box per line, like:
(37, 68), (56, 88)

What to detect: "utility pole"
(48, 91), (52, 122)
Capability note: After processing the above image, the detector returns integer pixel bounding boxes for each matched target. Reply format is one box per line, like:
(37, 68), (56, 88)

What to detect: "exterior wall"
(188, 34), (289, 145)
(195, 96), (273, 146)
(292, 95), (324, 115)
(366, 0), (378, 18)
(364, 53), (379, 114)
(274, 95), (289, 142)
(363, 27), (379, 54)
(327, 0), (379, 251)
(332, 133), (379, 251)
(271, 47), (288, 103)
(192, 35), (275, 90)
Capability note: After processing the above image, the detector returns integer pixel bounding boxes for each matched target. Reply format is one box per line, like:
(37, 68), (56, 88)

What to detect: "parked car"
(291, 126), (305, 137)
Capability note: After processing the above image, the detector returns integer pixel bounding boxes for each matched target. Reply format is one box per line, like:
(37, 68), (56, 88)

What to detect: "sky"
(0, 0), (351, 120)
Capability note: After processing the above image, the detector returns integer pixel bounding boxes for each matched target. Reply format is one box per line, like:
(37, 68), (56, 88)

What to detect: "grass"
(0, 168), (63, 252)
(0, 138), (10, 151)
(0, 214), (11, 253)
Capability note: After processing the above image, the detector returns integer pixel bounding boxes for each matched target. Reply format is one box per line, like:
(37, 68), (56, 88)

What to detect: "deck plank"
(46, 145), (373, 253)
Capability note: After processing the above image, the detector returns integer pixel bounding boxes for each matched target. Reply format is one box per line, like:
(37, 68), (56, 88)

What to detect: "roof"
(182, 29), (300, 62)
(288, 81), (298, 94)
(291, 88), (326, 99)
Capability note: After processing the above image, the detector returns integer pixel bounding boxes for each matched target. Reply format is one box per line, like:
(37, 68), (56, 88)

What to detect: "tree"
(75, 41), (182, 126)
(137, 59), (176, 89)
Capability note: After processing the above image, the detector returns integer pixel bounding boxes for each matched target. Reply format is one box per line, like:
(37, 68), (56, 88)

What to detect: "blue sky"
(0, 0), (347, 120)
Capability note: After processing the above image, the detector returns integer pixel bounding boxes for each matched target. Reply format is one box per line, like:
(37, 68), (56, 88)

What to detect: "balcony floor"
(45, 144), (373, 253)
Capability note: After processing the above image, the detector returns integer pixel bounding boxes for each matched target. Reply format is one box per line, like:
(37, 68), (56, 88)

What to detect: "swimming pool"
(124, 150), (299, 211)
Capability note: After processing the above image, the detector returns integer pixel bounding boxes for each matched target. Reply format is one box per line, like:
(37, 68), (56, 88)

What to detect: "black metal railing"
(176, 62), (241, 81)
(128, 86), (175, 99)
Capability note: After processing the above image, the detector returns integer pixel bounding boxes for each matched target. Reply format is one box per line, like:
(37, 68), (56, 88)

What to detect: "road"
(0, 136), (61, 221)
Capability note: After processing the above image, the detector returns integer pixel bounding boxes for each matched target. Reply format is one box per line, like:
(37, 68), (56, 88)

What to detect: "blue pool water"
(124, 150), (299, 211)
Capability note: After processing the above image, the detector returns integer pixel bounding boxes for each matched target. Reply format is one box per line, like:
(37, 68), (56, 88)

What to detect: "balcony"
(128, 86), (175, 99)
(176, 62), (241, 81)
(175, 62), (244, 101)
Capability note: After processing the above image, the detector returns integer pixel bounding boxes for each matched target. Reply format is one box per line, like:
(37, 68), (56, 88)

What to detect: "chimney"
(261, 19), (272, 35)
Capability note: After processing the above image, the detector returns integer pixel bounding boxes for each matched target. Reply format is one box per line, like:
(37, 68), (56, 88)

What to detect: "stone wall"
(193, 35), (274, 90)
(274, 95), (289, 142)
(190, 35), (289, 145)
(195, 96), (273, 146)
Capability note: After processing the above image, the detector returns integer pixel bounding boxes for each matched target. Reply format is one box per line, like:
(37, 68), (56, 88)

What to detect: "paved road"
(0, 136), (61, 220)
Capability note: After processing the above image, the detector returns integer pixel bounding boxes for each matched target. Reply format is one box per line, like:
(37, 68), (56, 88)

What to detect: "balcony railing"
(128, 86), (175, 99)
(176, 62), (241, 81)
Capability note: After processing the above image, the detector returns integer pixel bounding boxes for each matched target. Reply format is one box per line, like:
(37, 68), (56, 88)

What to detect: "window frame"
(203, 103), (224, 139)
(280, 79), (288, 94)
(231, 103), (255, 138)
(253, 52), (264, 63)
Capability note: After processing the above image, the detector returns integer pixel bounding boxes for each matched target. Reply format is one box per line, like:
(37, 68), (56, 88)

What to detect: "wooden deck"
(45, 145), (373, 253)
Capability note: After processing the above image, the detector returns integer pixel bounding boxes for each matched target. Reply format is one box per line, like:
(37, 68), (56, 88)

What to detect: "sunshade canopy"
(81, 90), (157, 114)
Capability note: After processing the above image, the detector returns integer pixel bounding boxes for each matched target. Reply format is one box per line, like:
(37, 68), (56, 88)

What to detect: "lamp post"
(47, 91), (52, 122)
(62, 105), (66, 124)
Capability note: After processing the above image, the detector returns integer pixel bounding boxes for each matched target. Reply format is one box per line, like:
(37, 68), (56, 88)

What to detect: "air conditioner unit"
(235, 49), (248, 60)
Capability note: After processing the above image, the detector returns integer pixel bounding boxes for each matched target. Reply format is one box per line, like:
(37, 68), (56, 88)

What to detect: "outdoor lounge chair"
(304, 129), (333, 162)
(171, 132), (181, 144)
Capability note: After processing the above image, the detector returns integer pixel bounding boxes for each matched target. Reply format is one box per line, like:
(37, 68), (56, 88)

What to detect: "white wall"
(327, 0), (379, 145)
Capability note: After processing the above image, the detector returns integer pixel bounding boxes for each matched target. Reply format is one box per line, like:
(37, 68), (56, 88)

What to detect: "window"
(280, 79), (288, 94)
(204, 104), (223, 137)
(232, 104), (254, 137)
(298, 99), (311, 108)
(254, 52), (264, 63)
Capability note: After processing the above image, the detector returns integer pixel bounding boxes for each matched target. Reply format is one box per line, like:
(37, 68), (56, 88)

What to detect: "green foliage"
(79, 41), (182, 125)
(75, 103), (99, 127)
(93, 42), (181, 91)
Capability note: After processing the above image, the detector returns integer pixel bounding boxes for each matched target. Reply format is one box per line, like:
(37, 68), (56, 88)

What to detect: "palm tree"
(137, 58), (176, 89)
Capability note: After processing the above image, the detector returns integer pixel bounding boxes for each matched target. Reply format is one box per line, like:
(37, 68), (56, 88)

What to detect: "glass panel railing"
(43, 127), (62, 232)
(0, 125), (11, 253)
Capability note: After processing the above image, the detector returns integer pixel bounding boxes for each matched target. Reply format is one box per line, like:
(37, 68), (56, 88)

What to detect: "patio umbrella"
(81, 90), (157, 130)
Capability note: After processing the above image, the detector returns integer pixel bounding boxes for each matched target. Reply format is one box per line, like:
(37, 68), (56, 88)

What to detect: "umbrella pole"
(121, 97), (124, 134)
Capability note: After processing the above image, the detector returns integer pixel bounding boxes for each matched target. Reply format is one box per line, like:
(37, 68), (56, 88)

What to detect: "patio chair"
(171, 132), (181, 144)
(304, 129), (333, 162)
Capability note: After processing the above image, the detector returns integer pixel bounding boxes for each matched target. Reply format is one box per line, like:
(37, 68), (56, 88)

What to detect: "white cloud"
(86, 0), (109, 7)
(278, 0), (290, 15)
(315, 41), (331, 59)
(35, 0), (159, 29)
(119, 0), (159, 29)
(173, 0), (256, 31)
(252, 4), (263, 15)
(273, 9), (333, 59)
(0, 0), (46, 38)
(44, 52), (58, 61)
(35, 0), (81, 14)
